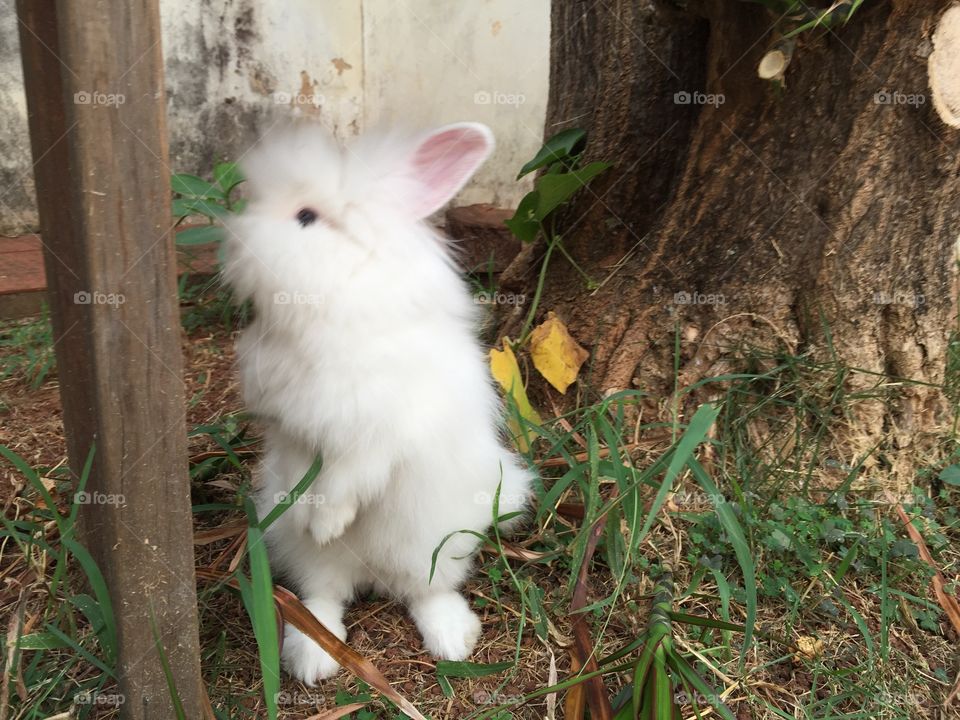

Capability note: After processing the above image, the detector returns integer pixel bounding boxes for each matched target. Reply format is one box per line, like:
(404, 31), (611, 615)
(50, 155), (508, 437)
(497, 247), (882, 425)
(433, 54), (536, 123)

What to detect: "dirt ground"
(2, 315), (958, 719)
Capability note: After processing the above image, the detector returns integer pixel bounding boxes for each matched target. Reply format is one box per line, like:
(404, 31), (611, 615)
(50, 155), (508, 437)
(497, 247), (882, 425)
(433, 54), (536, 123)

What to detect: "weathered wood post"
(16, 2), (204, 717)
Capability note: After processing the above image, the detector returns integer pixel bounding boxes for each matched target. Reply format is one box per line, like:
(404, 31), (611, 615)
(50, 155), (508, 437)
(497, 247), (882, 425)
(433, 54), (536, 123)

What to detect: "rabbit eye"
(296, 208), (319, 227)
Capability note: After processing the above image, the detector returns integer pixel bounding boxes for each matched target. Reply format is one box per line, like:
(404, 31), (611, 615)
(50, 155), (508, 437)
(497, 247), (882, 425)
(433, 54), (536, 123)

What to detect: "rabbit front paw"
(307, 503), (358, 547)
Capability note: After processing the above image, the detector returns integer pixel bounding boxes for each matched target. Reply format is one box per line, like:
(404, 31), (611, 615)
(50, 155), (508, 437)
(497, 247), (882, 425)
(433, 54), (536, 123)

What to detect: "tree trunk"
(505, 0), (960, 489)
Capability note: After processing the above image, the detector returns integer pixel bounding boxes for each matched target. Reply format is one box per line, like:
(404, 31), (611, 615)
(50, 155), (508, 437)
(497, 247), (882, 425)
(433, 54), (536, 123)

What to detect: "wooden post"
(16, 2), (204, 717)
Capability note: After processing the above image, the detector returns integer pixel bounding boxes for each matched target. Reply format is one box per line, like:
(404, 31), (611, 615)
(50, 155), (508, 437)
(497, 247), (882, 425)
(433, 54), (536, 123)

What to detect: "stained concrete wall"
(0, 7), (33, 235)
(0, 0), (549, 234)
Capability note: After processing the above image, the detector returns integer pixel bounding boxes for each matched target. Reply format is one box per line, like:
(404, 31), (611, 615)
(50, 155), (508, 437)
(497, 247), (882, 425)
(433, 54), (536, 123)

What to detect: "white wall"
(0, 5), (33, 234)
(360, 1), (550, 206)
(0, 0), (550, 234)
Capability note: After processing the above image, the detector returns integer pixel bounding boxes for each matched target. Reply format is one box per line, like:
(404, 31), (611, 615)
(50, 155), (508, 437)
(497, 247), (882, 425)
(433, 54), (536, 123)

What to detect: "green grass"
(0, 445), (120, 718)
(1, 332), (958, 718)
(0, 309), (55, 390)
(0, 277), (240, 401)
(2, 131), (956, 718)
(178, 273), (249, 334)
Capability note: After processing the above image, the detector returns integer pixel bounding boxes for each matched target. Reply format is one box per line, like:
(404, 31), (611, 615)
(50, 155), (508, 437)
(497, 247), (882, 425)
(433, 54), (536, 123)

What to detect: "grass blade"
(669, 653), (736, 720)
(149, 608), (187, 720)
(241, 498), (280, 720)
(60, 537), (117, 664)
(687, 456), (756, 667)
(259, 454), (324, 530)
(635, 404), (719, 548)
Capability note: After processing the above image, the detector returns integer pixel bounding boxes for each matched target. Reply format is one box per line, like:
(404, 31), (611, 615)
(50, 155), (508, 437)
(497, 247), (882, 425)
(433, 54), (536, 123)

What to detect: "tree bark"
(507, 0), (960, 488)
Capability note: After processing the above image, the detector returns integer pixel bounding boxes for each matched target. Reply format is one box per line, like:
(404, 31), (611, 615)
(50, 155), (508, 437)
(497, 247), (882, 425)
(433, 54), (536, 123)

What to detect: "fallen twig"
(889, 497), (960, 636)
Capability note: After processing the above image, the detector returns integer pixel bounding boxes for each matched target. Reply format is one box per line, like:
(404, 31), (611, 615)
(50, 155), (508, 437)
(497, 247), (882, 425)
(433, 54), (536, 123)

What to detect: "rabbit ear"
(402, 123), (494, 218)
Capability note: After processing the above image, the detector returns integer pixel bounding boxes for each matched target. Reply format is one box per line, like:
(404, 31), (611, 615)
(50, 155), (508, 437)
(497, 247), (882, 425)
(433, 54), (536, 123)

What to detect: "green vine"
(504, 128), (610, 346)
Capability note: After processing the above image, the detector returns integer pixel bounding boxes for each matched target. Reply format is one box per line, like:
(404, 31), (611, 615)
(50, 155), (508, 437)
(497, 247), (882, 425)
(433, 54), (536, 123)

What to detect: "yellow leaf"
(529, 312), (589, 394)
(489, 338), (540, 451)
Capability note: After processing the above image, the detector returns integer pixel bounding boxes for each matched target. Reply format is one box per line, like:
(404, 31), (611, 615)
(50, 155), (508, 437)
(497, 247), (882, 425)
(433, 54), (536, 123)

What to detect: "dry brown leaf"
(545, 649), (558, 720)
(209, 533), (246, 571)
(484, 540), (550, 562)
(539, 443), (641, 469)
(548, 394), (587, 449)
(195, 571), (428, 720)
(889, 498), (960, 635)
(1, 592), (29, 720)
(227, 535), (248, 573)
(205, 479), (240, 492)
(189, 447), (258, 465)
(306, 702), (367, 719)
(568, 510), (614, 720)
(193, 520), (246, 545)
(564, 649), (586, 720)
(274, 586), (428, 720)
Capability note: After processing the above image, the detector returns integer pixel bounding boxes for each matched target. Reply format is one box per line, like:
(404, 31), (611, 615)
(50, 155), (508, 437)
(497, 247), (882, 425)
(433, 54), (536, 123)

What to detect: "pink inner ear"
(406, 125), (493, 218)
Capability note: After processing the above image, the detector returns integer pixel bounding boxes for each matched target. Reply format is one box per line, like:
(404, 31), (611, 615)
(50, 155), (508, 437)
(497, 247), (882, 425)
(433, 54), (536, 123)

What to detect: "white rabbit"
(222, 122), (534, 685)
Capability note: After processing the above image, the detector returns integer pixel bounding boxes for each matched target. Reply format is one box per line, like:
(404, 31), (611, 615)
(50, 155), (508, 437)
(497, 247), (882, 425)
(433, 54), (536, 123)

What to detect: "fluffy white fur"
(222, 122), (534, 685)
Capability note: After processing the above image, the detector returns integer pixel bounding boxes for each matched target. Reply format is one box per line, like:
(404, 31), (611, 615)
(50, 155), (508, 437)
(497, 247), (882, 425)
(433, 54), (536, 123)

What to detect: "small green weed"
(0, 309), (55, 389)
(172, 161), (246, 247)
